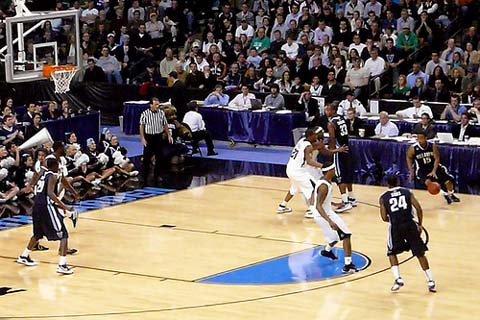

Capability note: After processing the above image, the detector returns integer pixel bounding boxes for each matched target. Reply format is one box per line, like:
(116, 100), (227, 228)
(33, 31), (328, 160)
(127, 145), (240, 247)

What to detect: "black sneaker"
(342, 263), (358, 273)
(320, 250), (338, 260)
(450, 194), (460, 202)
(59, 248), (78, 255)
(444, 194), (452, 205)
(32, 243), (49, 251)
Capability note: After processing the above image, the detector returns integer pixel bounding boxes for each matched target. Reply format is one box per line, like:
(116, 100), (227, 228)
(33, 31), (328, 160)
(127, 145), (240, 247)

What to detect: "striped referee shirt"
(139, 108), (167, 135)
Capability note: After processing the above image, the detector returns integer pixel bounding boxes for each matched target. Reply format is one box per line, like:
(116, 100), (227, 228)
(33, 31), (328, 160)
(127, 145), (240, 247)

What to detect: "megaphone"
(19, 128), (53, 150)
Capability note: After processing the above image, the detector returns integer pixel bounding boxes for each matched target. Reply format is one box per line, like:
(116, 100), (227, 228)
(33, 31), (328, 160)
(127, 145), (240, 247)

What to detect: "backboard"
(3, 5), (81, 83)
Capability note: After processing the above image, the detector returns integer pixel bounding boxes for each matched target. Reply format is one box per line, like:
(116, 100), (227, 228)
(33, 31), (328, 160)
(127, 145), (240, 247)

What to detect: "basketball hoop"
(43, 65), (78, 94)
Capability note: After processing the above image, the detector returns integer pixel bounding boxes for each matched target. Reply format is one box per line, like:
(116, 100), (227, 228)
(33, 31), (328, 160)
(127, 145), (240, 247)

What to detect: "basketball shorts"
(313, 210), (352, 243)
(416, 165), (454, 191)
(32, 201), (68, 241)
(286, 168), (316, 201)
(387, 221), (427, 257)
(333, 151), (354, 184)
(305, 166), (323, 181)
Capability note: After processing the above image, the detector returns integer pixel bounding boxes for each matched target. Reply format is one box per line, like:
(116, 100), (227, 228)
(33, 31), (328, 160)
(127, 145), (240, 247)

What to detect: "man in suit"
(427, 80), (449, 103)
(22, 102), (36, 125)
(452, 112), (475, 141)
(290, 56), (309, 84)
(345, 107), (365, 137)
(83, 58), (107, 82)
(413, 113), (437, 139)
(322, 70), (344, 103)
(297, 91), (320, 124)
(130, 23), (153, 61)
(113, 34), (135, 81)
(168, 71), (188, 120)
(331, 57), (347, 85)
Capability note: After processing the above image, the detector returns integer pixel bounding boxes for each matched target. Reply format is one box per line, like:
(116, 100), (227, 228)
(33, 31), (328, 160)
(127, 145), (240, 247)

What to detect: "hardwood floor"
(0, 176), (478, 319)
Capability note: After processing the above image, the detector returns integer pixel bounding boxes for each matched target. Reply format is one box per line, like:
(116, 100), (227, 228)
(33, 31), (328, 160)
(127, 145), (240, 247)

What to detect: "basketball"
(428, 182), (441, 195)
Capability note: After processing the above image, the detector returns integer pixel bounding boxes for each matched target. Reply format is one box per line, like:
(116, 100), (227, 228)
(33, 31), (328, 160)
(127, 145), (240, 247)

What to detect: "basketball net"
(43, 65), (78, 94)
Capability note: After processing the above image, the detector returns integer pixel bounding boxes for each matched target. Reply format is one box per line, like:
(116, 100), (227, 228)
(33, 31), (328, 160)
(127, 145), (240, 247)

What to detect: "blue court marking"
(198, 246), (370, 285)
(0, 187), (176, 231)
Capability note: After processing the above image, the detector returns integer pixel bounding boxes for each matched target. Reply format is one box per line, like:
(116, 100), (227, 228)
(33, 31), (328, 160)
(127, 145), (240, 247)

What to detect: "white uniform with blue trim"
(286, 138), (317, 201)
(313, 179), (351, 242)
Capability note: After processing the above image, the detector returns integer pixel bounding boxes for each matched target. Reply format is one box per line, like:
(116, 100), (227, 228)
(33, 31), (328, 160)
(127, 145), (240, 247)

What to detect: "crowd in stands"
(0, 0), (475, 107)
(0, 1), (479, 134)
(0, 97), (138, 207)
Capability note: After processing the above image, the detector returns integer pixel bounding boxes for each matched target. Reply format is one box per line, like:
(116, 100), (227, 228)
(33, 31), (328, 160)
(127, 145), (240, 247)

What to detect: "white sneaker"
(277, 205), (292, 214)
(129, 170), (139, 177)
(56, 264), (74, 275)
(391, 277), (404, 292)
(304, 210), (314, 218)
(335, 201), (353, 213)
(17, 255), (38, 266)
(67, 210), (79, 228)
(428, 280), (436, 292)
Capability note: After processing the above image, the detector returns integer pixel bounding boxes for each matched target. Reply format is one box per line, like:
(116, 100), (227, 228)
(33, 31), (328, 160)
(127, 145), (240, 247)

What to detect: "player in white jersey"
(277, 128), (325, 218)
(277, 127), (348, 218)
(313, 162), (358, 273)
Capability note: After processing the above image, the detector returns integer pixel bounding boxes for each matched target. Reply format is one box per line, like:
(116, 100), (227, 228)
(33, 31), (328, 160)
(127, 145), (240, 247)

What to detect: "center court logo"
(197, 246), (370, 285)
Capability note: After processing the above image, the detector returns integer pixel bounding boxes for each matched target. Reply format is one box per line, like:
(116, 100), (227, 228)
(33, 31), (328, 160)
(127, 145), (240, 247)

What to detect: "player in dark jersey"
(17, 158), (78, 275)
(380, 174), (436, 292)
(407, 130), (460, 204)
(325, 103), (355, 213)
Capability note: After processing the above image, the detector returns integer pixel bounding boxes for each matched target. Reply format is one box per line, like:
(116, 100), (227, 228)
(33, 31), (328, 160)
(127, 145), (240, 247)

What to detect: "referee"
(139, 97), (173, 181)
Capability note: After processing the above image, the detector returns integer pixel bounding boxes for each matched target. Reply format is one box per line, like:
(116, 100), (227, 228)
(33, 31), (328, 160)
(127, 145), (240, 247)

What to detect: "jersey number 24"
(389, 195), (407, 212)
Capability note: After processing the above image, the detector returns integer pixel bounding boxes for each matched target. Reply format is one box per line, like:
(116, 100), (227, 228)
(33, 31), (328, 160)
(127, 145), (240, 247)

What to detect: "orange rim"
(43, 65), (77, 77)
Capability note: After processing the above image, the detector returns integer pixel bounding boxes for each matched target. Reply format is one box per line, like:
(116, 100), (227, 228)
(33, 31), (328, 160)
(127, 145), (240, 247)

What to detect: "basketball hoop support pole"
(13, 0), (33, 62)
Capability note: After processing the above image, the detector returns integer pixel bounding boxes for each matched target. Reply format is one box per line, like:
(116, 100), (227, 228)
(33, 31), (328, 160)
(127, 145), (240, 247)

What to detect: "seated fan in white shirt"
(182, 101), (218, 156)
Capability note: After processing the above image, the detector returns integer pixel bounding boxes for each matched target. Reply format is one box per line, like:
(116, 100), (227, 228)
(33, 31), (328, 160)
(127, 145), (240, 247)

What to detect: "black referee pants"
(191, 130), (215, 153)
(143, 133), (167, 178)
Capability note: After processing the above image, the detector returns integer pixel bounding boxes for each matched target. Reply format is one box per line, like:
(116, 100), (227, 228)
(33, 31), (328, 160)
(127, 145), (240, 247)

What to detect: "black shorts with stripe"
(32, 201), (68, 241)
(387, 221), (427, 257)
(416, 165), (454, 191)
(333, 151), (354, 184)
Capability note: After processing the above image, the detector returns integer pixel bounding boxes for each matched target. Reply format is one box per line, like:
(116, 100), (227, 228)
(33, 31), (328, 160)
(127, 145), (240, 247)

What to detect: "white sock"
(280, 201), (288, 207)
(425, 269), (434, 281)
(348, 191), (355, 199)
(22, 248), (30, 257)
(59, 256), (66, 266)
(345, 256), (352, 265)
(308, 205), (314, 212)
(325, 244), (334, 252)
(341, 193), (348, 203)
(391, 265), (400, 280)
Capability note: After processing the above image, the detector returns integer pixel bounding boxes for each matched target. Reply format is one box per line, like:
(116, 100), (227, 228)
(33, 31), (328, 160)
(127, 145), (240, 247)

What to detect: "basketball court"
(0, 175), (479, 319)
(0, 2), (478, 319)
